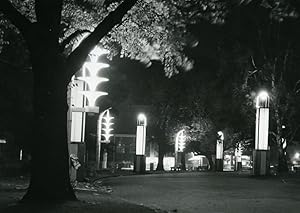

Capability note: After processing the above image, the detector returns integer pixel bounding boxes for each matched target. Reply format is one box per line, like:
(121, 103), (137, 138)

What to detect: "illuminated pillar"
(216, 131), (224, 172)
(235, 143), (242, 171)
(174, 130), (186, 170)
(253, 91), (270, 176)
(134, 113), (147, 173)
(68, 46), (110, 180)
(102, 149), (108, 169)
(96, 108), (114, 170)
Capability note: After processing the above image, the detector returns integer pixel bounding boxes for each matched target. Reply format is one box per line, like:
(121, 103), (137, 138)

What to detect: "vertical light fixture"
(69, 45), (110, 178)
(216, 131), (224, 172)
(174, 129), (186, 170)
(235, 143), (242, 171)
(253, 91), (270, 175)
(78, 47), (109, 110)
(134, 113), (147, 173)
(96, 108), (114, 169)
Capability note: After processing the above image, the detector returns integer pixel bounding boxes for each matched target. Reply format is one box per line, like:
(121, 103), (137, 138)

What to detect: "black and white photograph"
(0, 0), (300, 212)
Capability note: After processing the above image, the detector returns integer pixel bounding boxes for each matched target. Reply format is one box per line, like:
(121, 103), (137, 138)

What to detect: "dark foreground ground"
(102, 172), (300, 213)
(0, 175), (159, 213)
(1, 172), (300, 213)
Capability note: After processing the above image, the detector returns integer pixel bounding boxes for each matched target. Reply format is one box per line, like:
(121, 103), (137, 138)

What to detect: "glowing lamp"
(255, 91), (269, 150)
(175, 130), (186, 152)
(101, 110), (114, 142)
(89, 47), (110, 62)
(216, 131), (224, 160)
(136, 113), (147, 155)
(256, 91), (269, 108)
(77, 77), (109, 91)
(79, 91), (108, 107)
(82, 62), (109, 77)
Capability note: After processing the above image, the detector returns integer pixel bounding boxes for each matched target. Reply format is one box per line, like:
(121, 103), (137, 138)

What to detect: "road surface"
(102, 172), (300, 213)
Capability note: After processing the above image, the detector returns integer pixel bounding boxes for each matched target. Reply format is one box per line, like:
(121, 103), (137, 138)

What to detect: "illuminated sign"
(175, 130), (186, 152)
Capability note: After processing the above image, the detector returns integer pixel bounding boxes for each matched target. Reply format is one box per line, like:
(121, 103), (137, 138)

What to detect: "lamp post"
(134, 113), (147, 173)
(235, 143), (242, 171)
(96, 108), (114, 169)
(68, 46), (109, 180)
(253, 91), (270, 176)
(174, 129), (186, 170)
(216, 131), (224, 172)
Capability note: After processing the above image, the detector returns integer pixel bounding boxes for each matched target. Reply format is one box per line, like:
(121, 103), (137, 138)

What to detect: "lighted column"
(174, 129), (186, 170)
(134, 113), (147, 173)
(102, 149), (108, 169)
(216, 131), (224, 172)
(235, 143), (242, 171)
(96, 108), (114, 169)
(253, 91), (270, 176)
(68, 46), (110, 180)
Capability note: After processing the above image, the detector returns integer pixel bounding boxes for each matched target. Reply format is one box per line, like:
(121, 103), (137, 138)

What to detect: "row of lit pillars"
(212, 91), (270, 175)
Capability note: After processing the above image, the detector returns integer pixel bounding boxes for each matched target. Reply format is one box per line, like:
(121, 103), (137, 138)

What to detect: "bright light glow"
(235, 143), (242, 163)
(136, 114), (147, 155)
(216, 131), (224, 159)
(89, 47), (110, 62)
(83, 62), (109, 77)
(255, 108), (269, 150)
(282, 138), (287, 149)
(217, 131), (224, 141)
(175, 129), (186, 152)
(295, 152), (300, 158)
(256, 91), (269, 108)
(19, 149), (23, 161)
(77, 77), (109, 91)
(97, 108), (114, 143)
(137, 113), (147, 126)
(102, 110), (114, 141)
(79, 91), (108, 107)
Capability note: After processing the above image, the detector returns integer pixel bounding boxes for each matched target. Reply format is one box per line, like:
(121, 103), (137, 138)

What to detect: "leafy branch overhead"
(1, 0), (232, 76)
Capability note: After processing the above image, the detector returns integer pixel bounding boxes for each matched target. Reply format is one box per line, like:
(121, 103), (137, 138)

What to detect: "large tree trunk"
(180, 152), (186, 170)
(278, 145), (289, 173)
(156, 142), (165, 171)
(274, 107), (289, 173)
(22, 30), (76, 201)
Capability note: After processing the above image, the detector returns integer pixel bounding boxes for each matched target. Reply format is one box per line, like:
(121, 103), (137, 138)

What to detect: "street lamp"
(134, 113), (147, 173)
(253, 91), (270, 176)
(96, 108), (114, 169)
(235, 143), (242, 171)
(174, 129), (186, 170)
(68, 46), (110, 180)
(216, 131), (224, 172)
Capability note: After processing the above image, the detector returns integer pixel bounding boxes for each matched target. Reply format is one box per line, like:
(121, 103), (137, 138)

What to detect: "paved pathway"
(102, 172), (300, 213)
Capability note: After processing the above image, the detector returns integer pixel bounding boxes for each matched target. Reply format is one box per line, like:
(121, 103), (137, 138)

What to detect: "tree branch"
(66, 0), (138, 79)
(0, 0), (31, 36)
(60, 29), (91, 53)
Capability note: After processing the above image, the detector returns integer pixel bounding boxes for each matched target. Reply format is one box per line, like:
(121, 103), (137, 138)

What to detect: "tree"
(0, 0), (139, 201)
(222, 1), (300, 173)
